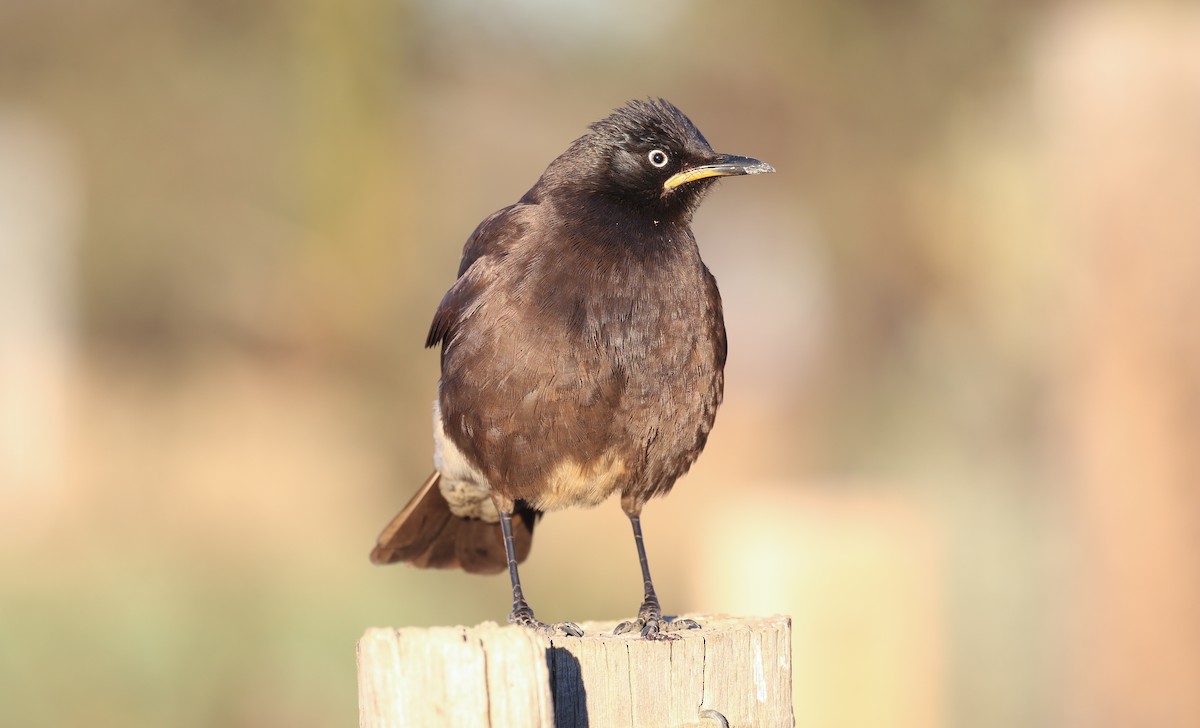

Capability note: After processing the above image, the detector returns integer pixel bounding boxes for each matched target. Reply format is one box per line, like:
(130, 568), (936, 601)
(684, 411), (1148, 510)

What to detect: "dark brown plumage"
(370, 473), (536, 574)
(371, 98), (772, 637)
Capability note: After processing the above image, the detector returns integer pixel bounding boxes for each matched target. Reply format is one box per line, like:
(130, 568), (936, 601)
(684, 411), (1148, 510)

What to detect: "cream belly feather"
(432, 400), (626, 516)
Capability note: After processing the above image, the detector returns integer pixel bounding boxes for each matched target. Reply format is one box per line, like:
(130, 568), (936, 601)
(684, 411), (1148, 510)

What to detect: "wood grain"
(358, 614), (793, 728)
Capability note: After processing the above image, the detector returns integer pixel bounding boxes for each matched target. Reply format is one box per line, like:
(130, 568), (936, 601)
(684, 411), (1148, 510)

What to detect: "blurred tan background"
(3, 2), (1200, 727)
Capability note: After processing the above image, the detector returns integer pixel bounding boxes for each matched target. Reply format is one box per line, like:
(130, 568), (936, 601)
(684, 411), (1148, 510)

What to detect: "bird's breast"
(437, 223), (724, 505)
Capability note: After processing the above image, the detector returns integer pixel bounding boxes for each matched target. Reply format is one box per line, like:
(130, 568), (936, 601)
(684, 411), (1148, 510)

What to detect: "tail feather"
(370, 472), (537, 575)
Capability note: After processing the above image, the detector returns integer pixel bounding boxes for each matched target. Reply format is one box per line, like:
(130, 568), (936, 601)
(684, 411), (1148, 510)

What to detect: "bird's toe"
(555, 621), (584, 637)
(665, 617), (701, 632)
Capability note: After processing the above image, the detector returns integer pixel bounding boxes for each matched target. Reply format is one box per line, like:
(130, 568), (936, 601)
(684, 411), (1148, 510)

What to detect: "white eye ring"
(647, 149), (669, 168)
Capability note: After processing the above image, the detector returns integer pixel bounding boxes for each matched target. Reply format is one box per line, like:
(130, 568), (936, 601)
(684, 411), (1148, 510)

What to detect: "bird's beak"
(663, 153), (775, 190)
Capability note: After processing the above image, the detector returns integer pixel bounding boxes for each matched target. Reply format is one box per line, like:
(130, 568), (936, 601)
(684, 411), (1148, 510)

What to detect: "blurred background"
(3, 1), (1200, 726)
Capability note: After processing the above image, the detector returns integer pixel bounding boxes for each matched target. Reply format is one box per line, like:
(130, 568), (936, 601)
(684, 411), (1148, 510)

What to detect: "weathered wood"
(358, 614), (793, 728)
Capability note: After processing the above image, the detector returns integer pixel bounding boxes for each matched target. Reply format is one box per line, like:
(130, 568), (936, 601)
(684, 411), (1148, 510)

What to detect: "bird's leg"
(495, 494), (582, 637)
(498, 509), (536, 623)
(614, 497), (701, 639)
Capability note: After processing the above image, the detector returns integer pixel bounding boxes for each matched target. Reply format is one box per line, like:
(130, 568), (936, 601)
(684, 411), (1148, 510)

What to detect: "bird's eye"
(647, 149), (669, 168)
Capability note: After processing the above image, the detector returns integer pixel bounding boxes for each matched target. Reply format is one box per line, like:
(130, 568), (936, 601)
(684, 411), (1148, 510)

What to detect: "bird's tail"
(370, 472), (536, 575)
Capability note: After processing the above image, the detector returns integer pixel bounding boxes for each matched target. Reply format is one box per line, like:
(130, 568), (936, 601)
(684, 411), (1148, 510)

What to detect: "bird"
(370, 98), (773, 638)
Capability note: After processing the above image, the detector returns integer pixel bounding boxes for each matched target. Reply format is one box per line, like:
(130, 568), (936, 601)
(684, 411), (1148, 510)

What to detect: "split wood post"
(357, 614), (793, 728)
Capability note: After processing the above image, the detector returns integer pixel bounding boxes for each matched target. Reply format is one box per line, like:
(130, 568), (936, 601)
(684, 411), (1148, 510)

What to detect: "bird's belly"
(526, 449), (627, 512)
(433, 398), (628, 514)
(436, 278), (721, 509)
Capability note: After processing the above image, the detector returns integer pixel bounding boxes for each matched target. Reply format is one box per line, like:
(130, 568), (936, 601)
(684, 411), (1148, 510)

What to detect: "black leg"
(630, 513), (661, 618)
(498, 505), (583, 637)
(499, 510), (536, 625)
(614, 509), (701, 638)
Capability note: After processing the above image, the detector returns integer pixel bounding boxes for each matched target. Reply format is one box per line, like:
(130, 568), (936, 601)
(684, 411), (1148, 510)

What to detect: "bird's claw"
(614, 613), (700, 640)
(509, 609), (584, 637)
(551, 621), (585, 637)
(669, 617), (702, 631)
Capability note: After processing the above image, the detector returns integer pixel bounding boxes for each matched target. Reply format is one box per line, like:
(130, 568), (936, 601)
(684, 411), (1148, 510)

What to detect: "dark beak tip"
(718, 154), (774, 176)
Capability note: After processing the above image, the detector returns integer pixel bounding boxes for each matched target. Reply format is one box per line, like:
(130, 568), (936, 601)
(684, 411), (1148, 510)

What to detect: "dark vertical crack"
(479, 635), (492, 727)
(546, 636), (557, 725)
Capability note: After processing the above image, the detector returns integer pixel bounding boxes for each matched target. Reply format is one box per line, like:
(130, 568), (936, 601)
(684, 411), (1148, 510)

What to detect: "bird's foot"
(509, 606), (584, 637)
(614, 608), (701, 640)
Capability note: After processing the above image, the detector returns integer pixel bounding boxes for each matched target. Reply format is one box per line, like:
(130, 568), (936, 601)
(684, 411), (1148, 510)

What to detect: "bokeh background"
(4, 2), (1200, 726)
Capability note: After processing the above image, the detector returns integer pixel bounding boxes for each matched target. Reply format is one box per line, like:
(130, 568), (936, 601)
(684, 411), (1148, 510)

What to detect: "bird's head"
(553, 98), (774, 223)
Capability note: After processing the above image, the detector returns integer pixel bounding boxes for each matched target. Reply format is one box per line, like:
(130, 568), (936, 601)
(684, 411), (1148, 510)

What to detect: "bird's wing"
(457, 205), (521, 276)
(427, 204), (526, 350)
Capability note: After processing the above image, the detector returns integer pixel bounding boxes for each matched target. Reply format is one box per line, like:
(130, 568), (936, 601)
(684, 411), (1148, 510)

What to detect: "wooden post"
(357, 614), (793, 728)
